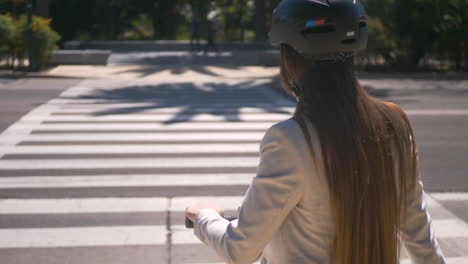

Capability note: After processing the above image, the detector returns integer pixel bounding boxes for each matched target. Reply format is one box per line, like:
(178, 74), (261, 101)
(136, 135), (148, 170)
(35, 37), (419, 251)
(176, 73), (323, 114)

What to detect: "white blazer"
(194, 118), (446, 264)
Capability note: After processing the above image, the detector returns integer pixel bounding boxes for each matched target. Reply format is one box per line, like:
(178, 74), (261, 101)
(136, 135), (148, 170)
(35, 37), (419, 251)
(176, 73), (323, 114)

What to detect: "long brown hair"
(280, 44), (418, 264)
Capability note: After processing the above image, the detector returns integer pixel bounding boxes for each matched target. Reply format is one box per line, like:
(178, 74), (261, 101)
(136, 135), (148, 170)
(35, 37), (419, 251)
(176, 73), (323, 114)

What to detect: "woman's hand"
(185, 201), (225, 222)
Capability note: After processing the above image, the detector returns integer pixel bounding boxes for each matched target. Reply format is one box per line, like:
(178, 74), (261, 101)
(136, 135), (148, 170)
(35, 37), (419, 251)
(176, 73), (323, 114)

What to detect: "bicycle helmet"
(269, 0), (368, 62)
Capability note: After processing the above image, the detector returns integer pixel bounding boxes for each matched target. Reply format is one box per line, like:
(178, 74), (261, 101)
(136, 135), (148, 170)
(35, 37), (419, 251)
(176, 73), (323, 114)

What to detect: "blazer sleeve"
(194, 123), (306, 264)
(401, 167), (446, 264)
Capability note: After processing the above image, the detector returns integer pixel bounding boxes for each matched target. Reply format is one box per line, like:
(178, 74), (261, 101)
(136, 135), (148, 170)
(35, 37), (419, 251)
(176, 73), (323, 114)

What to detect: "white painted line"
(426, 193), (467, 212)
(171, 196), (243, 212)
(0, 226), (166, 248)
(19, 132), (264, 142)
(7, 144), (259, 154)
(0, 174), (253, 189)
(44, 109), (468, 117)
(0, 157), (259, 169)
(172, 225), (203, 245)
(187, 263), (260, 264)
(49, 99), (292, 108)
(432, 219), (468, 238)
(401, 258), (468, 264)
(34, 113), (289, 122)
(12, 122), (274, 131)
(184, 262), (260, 264)
(0, 79), (83, 158)
(424, 194), (443, 208)
(430, 192), (468, 201)
(0, 103), (63, 159)
(0, 198), (168, 214)
(405, 109), (468, 116)
(445, 258), (468, 264)
(52, 107), (295, 114)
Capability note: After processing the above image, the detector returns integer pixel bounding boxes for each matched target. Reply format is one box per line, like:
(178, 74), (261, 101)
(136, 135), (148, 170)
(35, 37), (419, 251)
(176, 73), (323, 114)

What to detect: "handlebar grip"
(185, 216), (238, 228)
(185, 216), (195, 228)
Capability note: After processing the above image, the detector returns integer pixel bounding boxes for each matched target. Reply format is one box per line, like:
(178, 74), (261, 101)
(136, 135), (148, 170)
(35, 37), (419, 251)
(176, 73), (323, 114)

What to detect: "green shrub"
(359, 16), (397, 66)
(17, 15), (61, 70)
(432, 0), (468, 70)
(0, 13), (16, 66)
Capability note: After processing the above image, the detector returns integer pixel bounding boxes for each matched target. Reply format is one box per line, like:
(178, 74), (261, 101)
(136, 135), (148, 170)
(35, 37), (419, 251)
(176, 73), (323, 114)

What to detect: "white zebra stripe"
(0, 100), (64, 159)
(0, 226), (166, 248)
(25, 110), (468, 120)
(9, 122), (275, 131)
(0, 196), (243, 215)
(32, 113), (290, 122)
(5, 144), (259, 154)
(400, 258), (468, 264)
(171, 196), (243, 212)
(172, 225), (203, 245)
(49, 99), (292, 107)
(18, 132), (264, 142)
(0, 198), (168, 214)
(0, 174), (253, 188)
(52, 107), (295, 114)
(0, 157), (258, 169)
(432, 219), (468, 237)
(404, 109), (468, 116)
(430, 192), (468, 201)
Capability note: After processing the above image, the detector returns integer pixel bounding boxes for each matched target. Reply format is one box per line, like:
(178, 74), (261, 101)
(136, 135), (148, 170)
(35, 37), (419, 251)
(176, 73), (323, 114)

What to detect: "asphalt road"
(364, 83), (468, 223)
(0, 78), (82, 133)
(1, 76), (467, 192)
(0, 73), (467, 264)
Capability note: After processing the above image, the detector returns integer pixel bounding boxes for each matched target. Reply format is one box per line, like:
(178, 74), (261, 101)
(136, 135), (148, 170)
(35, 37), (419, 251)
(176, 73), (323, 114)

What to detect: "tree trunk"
(152, 0), (179, 39)
(238, 0), (245, 41)
(254, 0), (267, 42)
(34, 0), (49, 18)
(12, 2), (18, 19)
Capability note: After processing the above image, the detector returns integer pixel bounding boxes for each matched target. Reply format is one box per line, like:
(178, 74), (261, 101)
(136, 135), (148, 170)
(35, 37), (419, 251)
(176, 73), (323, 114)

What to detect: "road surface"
(0, 72), (467, 263)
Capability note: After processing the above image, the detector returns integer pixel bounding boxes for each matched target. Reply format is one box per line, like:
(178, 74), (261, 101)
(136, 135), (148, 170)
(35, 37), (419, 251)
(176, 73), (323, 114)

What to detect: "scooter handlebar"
(185, 216), (238, 228)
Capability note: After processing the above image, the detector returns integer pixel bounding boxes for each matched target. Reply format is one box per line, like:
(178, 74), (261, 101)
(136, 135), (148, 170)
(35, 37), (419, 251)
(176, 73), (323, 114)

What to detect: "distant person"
(186, 0), (446, 263)
(204, 11), (219, 53)
(190, 14), (201, 52)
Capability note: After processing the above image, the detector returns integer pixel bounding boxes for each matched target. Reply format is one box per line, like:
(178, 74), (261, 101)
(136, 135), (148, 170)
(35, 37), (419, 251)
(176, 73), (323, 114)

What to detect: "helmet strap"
(288, 79), (301, 102)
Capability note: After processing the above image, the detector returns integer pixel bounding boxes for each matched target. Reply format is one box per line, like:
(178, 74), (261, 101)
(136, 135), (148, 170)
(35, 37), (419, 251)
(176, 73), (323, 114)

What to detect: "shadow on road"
(66, 80), (291, 124)
(110, 52), (262, 78)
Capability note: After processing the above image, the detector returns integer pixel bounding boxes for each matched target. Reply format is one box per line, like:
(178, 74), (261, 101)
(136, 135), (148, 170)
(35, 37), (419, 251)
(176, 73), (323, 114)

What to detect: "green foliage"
(0, 12), (61, 70)
(391, 0), (436, 68)
(216, 0), (255, 41)
(361, 0), (468, 70)
(2, 0), (466, 70)
(0, 13), (16, 59)
(16, 15), (60, 69)
(365, 16), (397, 64)
(121, 14), (154, 40)
(432, 0), (468, 69)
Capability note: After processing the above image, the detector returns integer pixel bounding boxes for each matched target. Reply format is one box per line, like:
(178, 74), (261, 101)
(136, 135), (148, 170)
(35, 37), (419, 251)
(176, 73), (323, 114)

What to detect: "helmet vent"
(341, 38), (357, 45)
(301, 25), (336, 35)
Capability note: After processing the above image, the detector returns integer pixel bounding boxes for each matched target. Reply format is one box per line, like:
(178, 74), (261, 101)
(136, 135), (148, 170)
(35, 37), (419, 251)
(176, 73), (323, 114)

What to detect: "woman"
(186, 0), (446, 263)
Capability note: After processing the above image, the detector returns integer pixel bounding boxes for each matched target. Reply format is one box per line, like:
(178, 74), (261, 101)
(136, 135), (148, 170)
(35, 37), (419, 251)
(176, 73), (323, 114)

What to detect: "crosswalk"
(0, 79), (467, 264)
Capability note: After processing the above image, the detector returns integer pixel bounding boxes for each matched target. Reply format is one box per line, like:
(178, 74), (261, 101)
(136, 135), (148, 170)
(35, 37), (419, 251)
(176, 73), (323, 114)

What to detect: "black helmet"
(269, 0), (368, 61)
